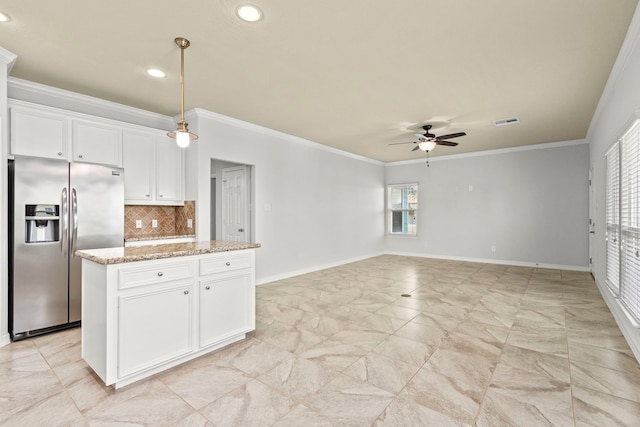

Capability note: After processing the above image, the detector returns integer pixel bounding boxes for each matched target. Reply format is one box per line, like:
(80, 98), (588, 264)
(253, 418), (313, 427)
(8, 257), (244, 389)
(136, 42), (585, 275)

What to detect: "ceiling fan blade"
(411, 145), (421, 151)
(436, 140), (458, 147)
(388, 141), (416, 146)
(436, 132), (466, 140)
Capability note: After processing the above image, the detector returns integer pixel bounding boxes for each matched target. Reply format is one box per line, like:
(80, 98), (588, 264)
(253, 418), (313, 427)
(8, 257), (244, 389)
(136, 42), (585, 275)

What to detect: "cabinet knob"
(225, 261), (231, 266)
(159, 194), (164, 198)
(205, 285), (211, 290)
(146, 194), (150, 197)
(157, 272), (163, 277)
(183, 290), (189, 295)
(57, 152), (63, 156)
(78, 154), (83, 159)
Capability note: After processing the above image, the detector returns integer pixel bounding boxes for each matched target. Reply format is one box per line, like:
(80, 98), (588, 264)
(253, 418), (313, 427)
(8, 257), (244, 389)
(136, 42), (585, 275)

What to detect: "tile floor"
(3, 255), (640, 426)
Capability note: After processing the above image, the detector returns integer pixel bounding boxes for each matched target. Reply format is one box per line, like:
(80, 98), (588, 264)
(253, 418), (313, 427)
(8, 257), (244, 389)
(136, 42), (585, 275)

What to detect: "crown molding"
(0, 46), (17, 72)
(386, 139), (588, 167)
(191, 108), (384, 166)
(7, 77), (174, 130)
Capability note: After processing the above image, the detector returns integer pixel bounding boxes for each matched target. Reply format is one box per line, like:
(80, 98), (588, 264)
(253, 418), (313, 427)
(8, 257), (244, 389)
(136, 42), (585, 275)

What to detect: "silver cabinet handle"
(183, 290), (189, 295)
(238, 228), (244, 232)
(157, 272), (163, 276)
(205, 285), (211, 290)
(225, 262), (231, 266)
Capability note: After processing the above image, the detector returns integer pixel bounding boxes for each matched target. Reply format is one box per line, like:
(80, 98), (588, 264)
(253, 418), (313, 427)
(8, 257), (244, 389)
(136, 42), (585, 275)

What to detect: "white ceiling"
(0, 0), (638, 162)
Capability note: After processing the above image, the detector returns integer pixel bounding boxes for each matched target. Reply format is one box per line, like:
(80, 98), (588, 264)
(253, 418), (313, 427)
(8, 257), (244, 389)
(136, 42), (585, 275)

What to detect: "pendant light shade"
(167, 37), (198, 148)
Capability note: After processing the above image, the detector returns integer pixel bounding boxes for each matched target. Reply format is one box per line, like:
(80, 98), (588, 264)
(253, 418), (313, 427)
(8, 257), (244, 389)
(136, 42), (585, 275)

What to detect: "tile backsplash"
(125, 200), (196, 239)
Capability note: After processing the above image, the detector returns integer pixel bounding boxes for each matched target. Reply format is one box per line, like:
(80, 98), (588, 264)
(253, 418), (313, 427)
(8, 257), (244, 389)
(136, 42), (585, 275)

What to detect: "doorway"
(210, 159), (254, 243)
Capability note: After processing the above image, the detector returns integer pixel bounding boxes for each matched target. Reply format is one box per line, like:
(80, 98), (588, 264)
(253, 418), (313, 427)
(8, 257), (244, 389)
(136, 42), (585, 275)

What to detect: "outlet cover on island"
(135, 220), (142, 229)
(152, 219), (158, 228)
(187, 219), (193, 228)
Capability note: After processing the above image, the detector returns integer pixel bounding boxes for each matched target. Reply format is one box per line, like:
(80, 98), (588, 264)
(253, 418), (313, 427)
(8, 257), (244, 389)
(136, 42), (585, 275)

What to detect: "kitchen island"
(76, 240), (260, 389)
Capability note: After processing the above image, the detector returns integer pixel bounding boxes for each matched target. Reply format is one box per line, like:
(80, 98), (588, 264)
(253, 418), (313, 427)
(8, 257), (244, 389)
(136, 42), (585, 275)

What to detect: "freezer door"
(12, 157), (70, 334)
(69, 163), (124, 322)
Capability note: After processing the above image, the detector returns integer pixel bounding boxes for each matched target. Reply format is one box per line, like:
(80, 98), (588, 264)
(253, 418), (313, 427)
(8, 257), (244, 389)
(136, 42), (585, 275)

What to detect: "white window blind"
(606, 142), (620, 294)
(620, 118), (640, 321)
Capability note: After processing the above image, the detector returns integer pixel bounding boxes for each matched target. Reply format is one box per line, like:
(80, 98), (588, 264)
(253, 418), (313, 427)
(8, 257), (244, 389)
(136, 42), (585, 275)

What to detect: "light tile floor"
(3, 255), (640, 426)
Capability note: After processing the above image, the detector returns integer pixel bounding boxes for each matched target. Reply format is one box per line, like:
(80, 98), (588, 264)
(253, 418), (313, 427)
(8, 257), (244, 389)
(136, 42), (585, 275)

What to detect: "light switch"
(135, 220), (142, 229)
(187, 219), (193, 228)
(152, 219), (158, 228)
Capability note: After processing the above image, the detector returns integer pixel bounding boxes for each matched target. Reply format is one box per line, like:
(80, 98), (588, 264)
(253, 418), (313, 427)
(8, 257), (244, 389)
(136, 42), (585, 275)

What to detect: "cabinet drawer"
(199, 252), (251, 276)
(118, 261), (195, 290)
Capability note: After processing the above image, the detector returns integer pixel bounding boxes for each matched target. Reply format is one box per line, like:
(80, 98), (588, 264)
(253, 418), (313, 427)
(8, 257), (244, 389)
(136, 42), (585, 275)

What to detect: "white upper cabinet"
(123, 130), (154, 202)
(72, 120), (122, 167)
(123, 129), (184, 206)
(9, 100), (123, 167)
(10, 104), (69, 160)
(155, 135), (184, 203)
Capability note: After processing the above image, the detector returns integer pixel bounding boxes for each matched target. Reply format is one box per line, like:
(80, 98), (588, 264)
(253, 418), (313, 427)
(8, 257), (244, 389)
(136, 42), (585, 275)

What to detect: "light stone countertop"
(75, 240), (261, 265)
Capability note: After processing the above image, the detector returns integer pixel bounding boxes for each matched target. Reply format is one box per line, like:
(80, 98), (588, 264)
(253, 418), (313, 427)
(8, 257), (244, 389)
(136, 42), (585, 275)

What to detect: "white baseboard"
(384, 251), (590, 272)
(256, 252), (385, 285)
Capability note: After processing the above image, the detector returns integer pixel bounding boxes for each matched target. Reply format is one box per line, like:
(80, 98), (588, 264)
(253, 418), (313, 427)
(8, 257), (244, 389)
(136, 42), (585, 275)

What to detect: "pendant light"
(167, 37), (198, 148)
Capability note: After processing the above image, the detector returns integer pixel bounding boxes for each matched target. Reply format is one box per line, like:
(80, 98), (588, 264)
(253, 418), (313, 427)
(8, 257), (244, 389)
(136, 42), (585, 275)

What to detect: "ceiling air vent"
(493, 117), (520, 126)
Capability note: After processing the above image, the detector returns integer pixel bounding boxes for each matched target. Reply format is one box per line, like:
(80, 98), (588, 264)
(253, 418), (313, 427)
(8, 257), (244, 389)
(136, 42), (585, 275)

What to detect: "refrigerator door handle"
(71, 188), (78, 257)
(61, 187), (68, 257)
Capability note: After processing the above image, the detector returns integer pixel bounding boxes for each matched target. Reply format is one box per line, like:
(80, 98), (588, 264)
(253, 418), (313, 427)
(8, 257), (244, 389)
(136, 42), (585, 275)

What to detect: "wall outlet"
(187, 219), (193, 228)
(135, 220), (142, 229)
(491, 245), (497, 252)
(152, 219), (158, 228)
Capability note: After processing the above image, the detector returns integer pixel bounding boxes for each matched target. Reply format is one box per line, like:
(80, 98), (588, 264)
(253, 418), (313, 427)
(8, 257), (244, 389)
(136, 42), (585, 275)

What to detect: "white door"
(221, 166), (248, 242)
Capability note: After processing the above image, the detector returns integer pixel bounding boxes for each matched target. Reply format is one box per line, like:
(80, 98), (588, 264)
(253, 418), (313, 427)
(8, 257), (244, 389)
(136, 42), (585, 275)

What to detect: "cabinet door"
(72, 120), (122, 166)
(123, 130), (154, 203)
(118, 283), (194, 377)
(155, 135), (184, 203)
(199, 273), (254, 348)
(10, 107), (69, 160)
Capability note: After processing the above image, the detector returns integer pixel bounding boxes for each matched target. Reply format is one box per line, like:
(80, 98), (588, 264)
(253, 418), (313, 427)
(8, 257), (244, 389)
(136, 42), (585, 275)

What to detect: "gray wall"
(385, 142), (590, 269)
(186, 109), (386, 284)
(588, 4), (640, 360)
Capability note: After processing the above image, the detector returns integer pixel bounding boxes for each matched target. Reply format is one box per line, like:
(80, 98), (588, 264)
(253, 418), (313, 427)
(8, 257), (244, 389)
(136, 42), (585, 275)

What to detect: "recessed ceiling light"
(0, 11), (11, 22)
(146, 68), (166, 78)
(236, 4), (263, 22)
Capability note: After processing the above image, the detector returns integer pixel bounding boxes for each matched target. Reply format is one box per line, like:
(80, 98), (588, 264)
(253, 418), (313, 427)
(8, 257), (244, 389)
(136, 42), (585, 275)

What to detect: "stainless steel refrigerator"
(9, 156), (124, 340)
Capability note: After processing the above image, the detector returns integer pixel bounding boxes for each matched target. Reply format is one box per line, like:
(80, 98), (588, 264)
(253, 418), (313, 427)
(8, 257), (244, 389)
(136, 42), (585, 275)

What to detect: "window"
(605, 114), (640, 322)
(606, 142), (620, 293)
(387, 183), (417, 235)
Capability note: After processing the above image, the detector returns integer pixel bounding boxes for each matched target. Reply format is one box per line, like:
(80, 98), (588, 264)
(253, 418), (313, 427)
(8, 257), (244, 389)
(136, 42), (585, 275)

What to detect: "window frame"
(386, 183), (418, 236)
(605, 112), (640, 324)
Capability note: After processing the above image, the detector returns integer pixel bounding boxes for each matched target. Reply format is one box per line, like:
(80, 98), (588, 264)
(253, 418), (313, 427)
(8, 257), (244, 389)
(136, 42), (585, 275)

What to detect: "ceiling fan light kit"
(391, 124), (466, 152)
(167, 37), (199, 148)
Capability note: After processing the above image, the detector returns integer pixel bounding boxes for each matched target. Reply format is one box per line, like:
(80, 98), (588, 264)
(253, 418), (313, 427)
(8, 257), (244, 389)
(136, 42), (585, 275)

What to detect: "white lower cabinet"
(200, 273), (252, 348)
(81, 249), (256, 388)
(118, 282), (195, 377)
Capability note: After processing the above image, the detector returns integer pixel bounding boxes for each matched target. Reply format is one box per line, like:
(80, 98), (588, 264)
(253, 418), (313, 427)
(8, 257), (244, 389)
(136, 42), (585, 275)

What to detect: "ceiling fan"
(390, 125), (467, 152)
